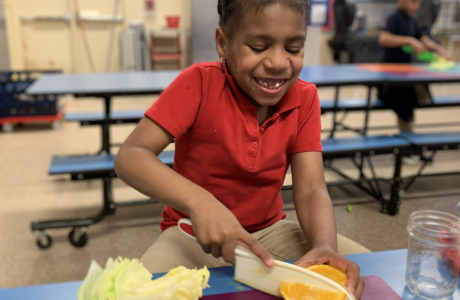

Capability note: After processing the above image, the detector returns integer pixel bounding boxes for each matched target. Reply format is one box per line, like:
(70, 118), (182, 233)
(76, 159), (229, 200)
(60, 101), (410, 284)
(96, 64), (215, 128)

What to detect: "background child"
(115, 0), (368, 298)
(378, 0), (450, 132)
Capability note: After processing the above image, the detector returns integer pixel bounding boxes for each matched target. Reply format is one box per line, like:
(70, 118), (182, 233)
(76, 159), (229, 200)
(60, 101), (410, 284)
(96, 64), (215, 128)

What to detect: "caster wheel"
(69, 227), (88, 248)
(51, 121), (61, 130)
(36, 233), (52, 249)
(2, 123), (13, 133)
(387, 204), (398, 216)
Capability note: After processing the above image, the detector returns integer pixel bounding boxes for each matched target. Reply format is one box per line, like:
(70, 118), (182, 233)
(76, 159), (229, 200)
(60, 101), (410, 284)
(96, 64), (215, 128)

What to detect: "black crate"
(0, 70), (61, 118)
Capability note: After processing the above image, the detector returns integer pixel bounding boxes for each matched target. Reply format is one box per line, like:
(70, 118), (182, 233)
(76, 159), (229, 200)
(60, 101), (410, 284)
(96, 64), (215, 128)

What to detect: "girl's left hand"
(437, 48), (451, 60)
(293, 246), (364, 300)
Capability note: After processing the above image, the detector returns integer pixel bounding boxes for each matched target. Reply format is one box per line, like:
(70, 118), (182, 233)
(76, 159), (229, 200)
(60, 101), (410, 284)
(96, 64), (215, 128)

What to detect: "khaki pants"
(140, 220), (371, 274)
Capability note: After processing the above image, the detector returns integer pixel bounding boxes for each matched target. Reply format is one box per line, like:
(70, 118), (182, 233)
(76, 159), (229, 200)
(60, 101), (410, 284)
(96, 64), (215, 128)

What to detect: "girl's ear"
(215, 27), (227, 60)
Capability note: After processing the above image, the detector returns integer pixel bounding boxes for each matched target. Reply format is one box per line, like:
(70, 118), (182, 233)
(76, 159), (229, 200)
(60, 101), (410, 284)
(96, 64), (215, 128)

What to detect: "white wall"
(0, 0), (10, 69)
(3, 0), (191, 72)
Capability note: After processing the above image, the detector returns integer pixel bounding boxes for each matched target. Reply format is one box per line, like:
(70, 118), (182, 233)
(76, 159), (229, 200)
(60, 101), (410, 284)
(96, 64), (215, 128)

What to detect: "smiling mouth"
(254, 77), (288, 90)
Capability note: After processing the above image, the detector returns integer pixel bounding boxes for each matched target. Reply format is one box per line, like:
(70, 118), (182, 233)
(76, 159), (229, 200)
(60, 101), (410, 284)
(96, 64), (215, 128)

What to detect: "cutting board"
(202, 276), (402, 300)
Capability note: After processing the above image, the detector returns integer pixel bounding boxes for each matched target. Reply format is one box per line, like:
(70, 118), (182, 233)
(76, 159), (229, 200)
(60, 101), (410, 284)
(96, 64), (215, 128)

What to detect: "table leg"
(387, 153), (403, 216)
(101, 96), (111, 154)
(363, 86), (372, 135)
(329, 85), (340, 138)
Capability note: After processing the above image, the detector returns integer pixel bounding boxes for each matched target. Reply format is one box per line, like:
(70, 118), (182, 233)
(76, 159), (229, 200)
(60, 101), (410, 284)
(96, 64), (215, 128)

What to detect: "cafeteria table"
(0, 249), (459, 299)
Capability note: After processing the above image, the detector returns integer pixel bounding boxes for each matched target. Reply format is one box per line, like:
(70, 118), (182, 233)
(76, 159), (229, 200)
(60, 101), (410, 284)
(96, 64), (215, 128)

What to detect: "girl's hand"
(436, 48), (451, 60)
(294, 246), (364, 299)
(410, 38), (427, 54)
(188, 199), (274, 268)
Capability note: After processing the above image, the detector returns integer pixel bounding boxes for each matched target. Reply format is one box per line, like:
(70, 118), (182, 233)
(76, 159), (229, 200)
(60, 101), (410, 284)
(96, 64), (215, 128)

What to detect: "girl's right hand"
(410, 38), (426, 54)
(188, 199), (275, 268)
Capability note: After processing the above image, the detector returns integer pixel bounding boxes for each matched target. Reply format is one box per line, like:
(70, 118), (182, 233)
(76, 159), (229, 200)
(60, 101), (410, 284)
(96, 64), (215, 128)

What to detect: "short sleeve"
(145, 65), (203, 138)
(292, 87), (322, 154)
(384, 15), (399, 34)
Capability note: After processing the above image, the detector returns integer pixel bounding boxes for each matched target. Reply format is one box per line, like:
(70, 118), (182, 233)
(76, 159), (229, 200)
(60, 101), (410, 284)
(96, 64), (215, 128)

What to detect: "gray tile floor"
(0, 84), (459, 288)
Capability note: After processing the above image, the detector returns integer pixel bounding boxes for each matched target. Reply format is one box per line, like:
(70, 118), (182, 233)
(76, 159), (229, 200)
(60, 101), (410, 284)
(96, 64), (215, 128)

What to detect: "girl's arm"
(420, 35), (450, 59)
(379, 31), (426, 54)
(291, 152), (337, 251)
(115, 117), (274, 267)
(291, 151), (364, 299)
(115, 117), (210, 215)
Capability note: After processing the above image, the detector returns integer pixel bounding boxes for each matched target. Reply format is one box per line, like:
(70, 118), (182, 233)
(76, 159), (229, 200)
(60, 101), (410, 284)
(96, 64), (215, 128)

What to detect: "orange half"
(306, 265), (347, 287)
(279, 282), (347, 300)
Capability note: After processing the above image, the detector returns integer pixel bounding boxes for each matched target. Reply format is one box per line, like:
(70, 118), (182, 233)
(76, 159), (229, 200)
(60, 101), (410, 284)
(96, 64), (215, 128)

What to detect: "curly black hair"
(217, 0), (310, 39)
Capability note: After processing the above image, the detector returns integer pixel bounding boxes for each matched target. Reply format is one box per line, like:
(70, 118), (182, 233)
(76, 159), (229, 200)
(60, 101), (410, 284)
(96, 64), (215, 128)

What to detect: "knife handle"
(178, 218), (196, 240)
(178, 218), (258, 259)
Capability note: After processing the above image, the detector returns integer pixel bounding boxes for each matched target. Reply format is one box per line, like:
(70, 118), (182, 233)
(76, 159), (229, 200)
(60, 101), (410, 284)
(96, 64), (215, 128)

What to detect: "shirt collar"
(221, 61), (301, 114)
(397, 9), (410, 18)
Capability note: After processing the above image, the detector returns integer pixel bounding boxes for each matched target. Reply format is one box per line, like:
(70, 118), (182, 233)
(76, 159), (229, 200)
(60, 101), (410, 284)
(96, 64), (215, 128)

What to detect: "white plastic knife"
(178, 218), (356, 299)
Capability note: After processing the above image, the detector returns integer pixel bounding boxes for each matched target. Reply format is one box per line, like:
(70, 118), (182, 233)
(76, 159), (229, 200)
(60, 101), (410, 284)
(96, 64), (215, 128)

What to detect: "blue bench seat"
(49, 151), (175, 177)
(322, 135), (410, 158)
(320, 95), (460, 114)
(397, 132), (460, 150)
(320, 99), (385, 113)
(49, 154), (116, 175)
(50, 136), (412, 176)
(65, 110), (145, 125)
(431, 95), (460, 107)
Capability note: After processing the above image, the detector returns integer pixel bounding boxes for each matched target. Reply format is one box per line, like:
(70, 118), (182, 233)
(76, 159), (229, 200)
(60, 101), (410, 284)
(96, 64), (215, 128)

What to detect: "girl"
(115, 0), (367, 298)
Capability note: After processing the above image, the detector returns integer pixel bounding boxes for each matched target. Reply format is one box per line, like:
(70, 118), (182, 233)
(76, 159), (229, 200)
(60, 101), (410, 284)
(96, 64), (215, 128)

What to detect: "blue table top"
(299, 65), (392, 86)
(1, 249), (459, 299)
(299, 64), (460, 87)
(26, 64), (460, 97)
(26, 71), (181, 96)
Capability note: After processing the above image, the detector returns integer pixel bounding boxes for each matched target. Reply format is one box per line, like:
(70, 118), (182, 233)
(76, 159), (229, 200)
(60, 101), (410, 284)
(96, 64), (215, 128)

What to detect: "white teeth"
(256, 78), (284, 90)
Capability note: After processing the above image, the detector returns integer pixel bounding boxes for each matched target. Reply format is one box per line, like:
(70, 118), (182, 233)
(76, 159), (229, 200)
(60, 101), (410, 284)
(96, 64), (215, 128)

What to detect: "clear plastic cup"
(406, 210), (460, 299)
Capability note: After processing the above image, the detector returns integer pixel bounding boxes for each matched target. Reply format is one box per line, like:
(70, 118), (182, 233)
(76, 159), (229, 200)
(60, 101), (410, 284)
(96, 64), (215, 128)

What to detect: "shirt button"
(260, 128), (265, 134)
(252, 142), (258, 148)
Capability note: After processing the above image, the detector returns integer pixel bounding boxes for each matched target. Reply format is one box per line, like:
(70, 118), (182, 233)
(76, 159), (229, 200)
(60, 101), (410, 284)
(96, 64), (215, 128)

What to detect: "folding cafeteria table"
(25, 71), (180, 248)
(299, 64), (460, 137)
(27, 71), (181, 154)
(23, 65), (460, 248)
(1, 249), (459, 299)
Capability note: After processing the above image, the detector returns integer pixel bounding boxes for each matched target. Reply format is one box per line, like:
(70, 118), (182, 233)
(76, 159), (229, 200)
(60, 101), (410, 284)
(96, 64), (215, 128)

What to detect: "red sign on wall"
(145, 0), (155, 15)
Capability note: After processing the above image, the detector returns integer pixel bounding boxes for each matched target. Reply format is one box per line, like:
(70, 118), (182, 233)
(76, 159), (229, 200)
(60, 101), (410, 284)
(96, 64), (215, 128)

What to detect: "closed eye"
(287, 49), (301, 54)
(249, 46), (266, 53)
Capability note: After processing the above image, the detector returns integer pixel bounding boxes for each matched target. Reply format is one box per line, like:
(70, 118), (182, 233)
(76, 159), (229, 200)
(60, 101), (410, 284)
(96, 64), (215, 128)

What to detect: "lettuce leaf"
(78, 260), (103, 300)
(78, 258), (210, 300)
(121, 266), (210, 300)
(91, 257), (132, 300)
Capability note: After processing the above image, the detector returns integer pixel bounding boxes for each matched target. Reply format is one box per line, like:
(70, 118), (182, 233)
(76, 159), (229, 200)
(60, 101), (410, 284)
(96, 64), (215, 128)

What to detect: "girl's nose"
(264, 48), (289, 73)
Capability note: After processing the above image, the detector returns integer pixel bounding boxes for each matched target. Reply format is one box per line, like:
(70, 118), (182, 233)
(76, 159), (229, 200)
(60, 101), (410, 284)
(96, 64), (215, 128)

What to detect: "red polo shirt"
(145, 61), (322, 233)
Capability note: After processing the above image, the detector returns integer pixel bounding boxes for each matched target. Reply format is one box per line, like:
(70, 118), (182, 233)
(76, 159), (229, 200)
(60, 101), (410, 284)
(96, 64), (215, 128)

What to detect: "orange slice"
(279, 282), (347, 300)
(306, 265), (347, 287)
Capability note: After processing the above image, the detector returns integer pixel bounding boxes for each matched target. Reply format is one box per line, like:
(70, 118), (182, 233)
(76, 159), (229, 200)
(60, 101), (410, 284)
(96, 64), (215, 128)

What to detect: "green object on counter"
(402, 45), (414, 54)
(402, 45), (438, 62)
(347, 204), (353, 213)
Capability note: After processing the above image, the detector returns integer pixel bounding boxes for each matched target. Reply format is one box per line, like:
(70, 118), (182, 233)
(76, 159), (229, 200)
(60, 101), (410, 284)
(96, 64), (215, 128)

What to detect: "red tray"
(202, 276), (402, 300)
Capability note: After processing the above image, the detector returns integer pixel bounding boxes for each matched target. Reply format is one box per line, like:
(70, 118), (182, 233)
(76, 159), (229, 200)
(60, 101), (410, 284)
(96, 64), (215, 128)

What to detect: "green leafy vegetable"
(78, 260), (103, 300)
(77, 258), (210, 300)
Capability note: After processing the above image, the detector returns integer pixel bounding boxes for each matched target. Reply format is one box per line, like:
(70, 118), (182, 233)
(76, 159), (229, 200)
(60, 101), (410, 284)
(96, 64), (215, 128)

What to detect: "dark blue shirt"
(382, 9), (423, 63)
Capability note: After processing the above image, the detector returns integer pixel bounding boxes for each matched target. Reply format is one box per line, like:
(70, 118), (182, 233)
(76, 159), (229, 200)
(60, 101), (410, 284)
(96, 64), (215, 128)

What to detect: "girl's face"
(400, 0), (422, 15)
(216, 4), (306, 107)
